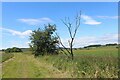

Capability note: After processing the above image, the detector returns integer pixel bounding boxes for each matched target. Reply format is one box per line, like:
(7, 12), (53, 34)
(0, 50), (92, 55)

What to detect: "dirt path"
(2, 53), (70, 78)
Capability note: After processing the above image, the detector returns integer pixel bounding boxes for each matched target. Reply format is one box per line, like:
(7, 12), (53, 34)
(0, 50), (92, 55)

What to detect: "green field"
(0, 52), (14, 63)
(2, 46), (119, 78)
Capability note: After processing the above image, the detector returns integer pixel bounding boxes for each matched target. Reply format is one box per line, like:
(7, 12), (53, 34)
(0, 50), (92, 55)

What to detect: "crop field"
(2, 46), (119, 78)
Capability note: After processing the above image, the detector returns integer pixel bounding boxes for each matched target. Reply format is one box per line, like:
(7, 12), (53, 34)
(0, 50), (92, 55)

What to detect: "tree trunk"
(70, 38), (74, 60)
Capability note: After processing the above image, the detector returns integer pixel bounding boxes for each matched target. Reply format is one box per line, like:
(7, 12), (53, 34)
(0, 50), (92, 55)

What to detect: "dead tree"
(56, 12), (81, 60)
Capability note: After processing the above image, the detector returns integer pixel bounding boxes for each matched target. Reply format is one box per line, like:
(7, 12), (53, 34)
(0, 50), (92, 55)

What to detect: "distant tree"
(56, 12), (81, 60)
(5, 47), (22, 53)
(106, 43), (118, 46)
(5, 48), (11, 53)
(29, 24), (59, 57)
(87, 44), (102, 48)
(2, 49), (5, 51)
(74, 48), (77, 50)
(84, 47), (88, 49)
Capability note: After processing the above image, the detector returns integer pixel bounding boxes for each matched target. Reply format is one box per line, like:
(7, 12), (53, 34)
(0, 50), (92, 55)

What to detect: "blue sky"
(1, 2), (118, 49)
(1, 0), (120, 2)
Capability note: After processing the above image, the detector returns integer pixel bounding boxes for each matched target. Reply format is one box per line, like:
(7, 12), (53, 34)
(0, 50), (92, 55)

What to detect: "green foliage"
(2, 47), (119, 78)
(5, 47), (22, 53)
(29, 24), (59, 56)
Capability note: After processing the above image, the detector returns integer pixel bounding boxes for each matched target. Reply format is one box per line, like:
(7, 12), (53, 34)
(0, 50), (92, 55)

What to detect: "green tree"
(29, 24), (59, 57)
(5, 48), (12, 53)
(5, 47), (22, 53)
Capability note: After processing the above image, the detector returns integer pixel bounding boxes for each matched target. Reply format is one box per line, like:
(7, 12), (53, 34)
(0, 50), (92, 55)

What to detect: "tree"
(29, 24), (59, 57)
(5, 48), (11, 53)
(56, 12), (81, 60)
(106, 43), (118, 46)
(5, 47), (22, 53)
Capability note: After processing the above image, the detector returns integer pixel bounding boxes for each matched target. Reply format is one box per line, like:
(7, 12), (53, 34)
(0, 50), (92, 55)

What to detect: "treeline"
(83, 43), (118, 49)
(105, 43), (118, 46)
(60, 43), (118, 50)
(84, 44), (102, 48)
(4, 47), (22, 53)
(59, 43), (118, 50)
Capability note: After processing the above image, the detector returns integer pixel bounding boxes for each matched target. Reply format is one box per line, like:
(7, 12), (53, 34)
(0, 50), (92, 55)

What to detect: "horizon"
(0, 43), (118, 50)
(1, 2), (118, 49)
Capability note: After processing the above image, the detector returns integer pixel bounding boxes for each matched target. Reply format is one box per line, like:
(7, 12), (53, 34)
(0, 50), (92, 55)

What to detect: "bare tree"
(56, 12), (81, 60)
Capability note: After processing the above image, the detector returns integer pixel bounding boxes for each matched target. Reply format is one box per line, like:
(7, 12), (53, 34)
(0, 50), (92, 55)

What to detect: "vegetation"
(57, 12), (81, 60)
(106, 43), (118, 46)
(84, 44), (102, 48)
(1, 13), (119, 78)
(2, 46), (118, 78)
(83, 43), (118, 49)
(0, 52), (14, 63)
(5, 47), (22, 53)
(37, 46), (118, 78)
(29, 24), (59, 56)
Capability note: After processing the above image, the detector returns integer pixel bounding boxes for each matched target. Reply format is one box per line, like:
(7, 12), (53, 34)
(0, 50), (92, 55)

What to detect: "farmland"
(2, 46), (119, 78)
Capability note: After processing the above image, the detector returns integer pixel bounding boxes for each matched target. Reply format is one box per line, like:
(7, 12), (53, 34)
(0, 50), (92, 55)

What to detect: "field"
(0, 52), (14, 63)
(2, 46), (119, 78)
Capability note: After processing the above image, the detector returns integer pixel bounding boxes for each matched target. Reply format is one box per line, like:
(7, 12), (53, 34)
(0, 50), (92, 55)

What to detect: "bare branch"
(61, 19), (73, 38)
(55, 33), (71, 55)
(60, 11), (82, 60)
(57, 45), (69, 56)
(73, 11), (81, 39)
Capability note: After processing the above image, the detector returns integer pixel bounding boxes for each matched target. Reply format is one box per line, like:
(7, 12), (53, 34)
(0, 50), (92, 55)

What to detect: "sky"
(0, 2), (118, 49)
(1, 0), (120, 2)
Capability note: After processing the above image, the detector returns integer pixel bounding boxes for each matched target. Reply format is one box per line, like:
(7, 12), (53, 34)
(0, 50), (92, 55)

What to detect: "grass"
(2, 53), (70, 78)
(2, 46), (119, 78)
(37, 46), (118, 78)
(0, 52), (14, 63)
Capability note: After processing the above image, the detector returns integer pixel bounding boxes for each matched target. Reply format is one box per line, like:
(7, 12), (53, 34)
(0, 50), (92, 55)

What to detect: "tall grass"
(0, 52), (14, 63)
(37, 47), (119, 78)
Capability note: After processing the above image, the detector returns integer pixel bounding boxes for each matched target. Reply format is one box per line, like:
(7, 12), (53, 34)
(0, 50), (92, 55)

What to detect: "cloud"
(97, 16), (119, 19)
(0, 27), (32, 38)
(81, 14), (102, 25)
(11, 42), (29, 48)
(18, 17), (53, 25)
(61, 33), (118, 48)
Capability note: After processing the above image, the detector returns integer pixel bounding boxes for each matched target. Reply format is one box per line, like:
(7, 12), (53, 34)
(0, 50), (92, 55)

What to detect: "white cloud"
(81, 14), (102, 25)
(97, 16), (119, 19)
(11, 42), (29, 48)
(18, 17), (53, 25)
(0, 27), (32, 38)
(61, 33), (118, 48)
(4, 41), (30, 49)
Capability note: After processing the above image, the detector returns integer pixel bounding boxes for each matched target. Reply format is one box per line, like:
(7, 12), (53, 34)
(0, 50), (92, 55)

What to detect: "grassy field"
(2, 46), (119, 78)
(0, 52), (14, 63)
(2, 53), (70, 78)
